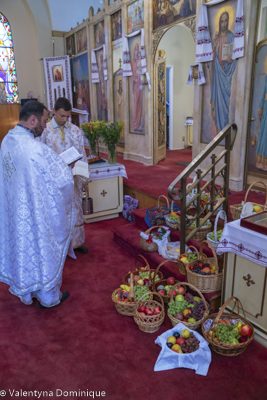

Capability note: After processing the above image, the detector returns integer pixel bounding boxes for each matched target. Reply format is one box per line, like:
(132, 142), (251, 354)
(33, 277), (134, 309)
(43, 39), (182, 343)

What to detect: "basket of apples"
(123, 254), (164, 289)
(167, 282), (210, 330)
(177, 245), (200, 275)
(201, 296), (254, 356)
(134, 292), (165, 333)
(152, 259), (186, 305)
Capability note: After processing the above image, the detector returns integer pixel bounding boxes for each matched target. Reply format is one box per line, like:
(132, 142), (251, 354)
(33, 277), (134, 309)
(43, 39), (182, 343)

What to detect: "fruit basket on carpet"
(186, 240), (223, 293)
(206, 209), (227, 251)
(167, 282), (210, 330)
(123, 254), (164, 289)
(230, 180), (267, 221)
(139, 225), (171, 253)
(177, 216), (212, 241)
(152, 259), (187, 305)
(112, 273), (152, 316)
(201, 296), (254, 357)
(134, 292), (165, 333)
(177, 245), (200, 276)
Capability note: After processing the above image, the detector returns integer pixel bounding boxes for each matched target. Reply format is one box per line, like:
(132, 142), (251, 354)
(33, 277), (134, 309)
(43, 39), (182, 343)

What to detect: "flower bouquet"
(80, 120), (106, 156)
(101, 121), (123, 164)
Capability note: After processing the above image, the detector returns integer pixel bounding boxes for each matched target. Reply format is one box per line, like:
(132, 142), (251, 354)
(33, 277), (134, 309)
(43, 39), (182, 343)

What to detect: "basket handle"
(213, 210), (227, 242)
(244, 181), (267, 209)
(199, 240), (219, 274)
(184, 245), (199, 258)
(158, 195), (170, 209)
(128, 273), (135, 303)
(134, 254), (151, 278)
(152, 259), (177, 290)
(211, 297), (247, 336)
(169, 282), (209, 315)
(135, 291), (165, 311)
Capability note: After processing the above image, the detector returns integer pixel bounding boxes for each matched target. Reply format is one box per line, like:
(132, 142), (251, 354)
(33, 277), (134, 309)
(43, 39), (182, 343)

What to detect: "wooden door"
(154, 57), (166, 164)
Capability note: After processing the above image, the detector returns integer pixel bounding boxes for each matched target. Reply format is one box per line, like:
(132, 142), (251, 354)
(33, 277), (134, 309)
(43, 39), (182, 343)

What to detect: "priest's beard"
(33, 119), (44, 138)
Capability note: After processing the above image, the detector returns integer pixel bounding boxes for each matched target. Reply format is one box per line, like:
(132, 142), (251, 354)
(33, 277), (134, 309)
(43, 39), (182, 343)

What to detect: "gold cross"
(101, 190), (107, 197)
(243, 274), (255, 287)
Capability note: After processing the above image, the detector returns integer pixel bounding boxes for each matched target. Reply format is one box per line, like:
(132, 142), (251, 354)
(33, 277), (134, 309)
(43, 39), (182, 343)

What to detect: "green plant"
(80, 120), (105, 155)
(101, 121), (123, 164)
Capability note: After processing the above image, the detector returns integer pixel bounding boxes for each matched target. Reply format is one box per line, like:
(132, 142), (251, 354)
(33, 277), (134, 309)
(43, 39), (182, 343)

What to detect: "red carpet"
(1, 218), (267, 400)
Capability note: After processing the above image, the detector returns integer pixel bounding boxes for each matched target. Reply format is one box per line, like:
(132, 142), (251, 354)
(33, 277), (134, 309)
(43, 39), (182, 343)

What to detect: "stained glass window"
(0, 13), (19, 103)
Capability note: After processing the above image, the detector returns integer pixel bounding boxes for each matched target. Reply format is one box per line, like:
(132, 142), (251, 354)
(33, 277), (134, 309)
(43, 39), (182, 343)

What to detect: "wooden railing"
(168, 123), (237, 253)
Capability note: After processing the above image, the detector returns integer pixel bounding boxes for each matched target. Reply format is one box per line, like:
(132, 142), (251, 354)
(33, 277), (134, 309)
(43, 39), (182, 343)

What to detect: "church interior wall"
(158, 24), (195, 150)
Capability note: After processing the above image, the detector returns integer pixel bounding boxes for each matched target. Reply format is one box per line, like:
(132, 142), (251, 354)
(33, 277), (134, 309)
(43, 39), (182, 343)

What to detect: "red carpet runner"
(0, 218), (266, 400)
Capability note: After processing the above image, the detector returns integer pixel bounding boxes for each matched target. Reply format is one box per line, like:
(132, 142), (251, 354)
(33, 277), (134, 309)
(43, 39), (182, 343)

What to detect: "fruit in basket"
(208, 230), (223, 241)
(171, 344), (183, 353)
(157, 285), (165, 292)
(202, 267), (211, 274)
(138, 305), (146, 313)
(174, 313), (183, 321)
(176, 337), (185, 346)
(182, 309), (192, 318)
(153, 307), (161, 315)
(239, 337), (247, 343)
(145, 308), (153, 316)
(173, 331), (180, 339)
(168, 289), (178, 297)
(180, 256), (189, 264)
(158, 290), (166, 296)
(167, 336), (177, 345)
(167, 277), (175, 285)
(176, 294), (184, 302)
(188, 318), (196, 323)
(133, 285), (150, 301)
(253, 205), (263, 212)
(240, 324), (253, 338)
(193, 296), (201, 302)
(181, 329), (191, 339)
(167, 342), (173, 349)
(177, 286), (185, 295)
(134, 275), (141, 282)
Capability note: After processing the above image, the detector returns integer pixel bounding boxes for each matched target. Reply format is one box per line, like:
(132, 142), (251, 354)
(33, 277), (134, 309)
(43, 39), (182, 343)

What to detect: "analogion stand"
(83, 160), (127, 223)
(217, 220), (267, 348)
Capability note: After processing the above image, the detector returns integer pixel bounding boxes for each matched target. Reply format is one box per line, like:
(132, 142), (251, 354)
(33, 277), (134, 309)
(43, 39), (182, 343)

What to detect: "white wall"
(158, 25), (195, 150)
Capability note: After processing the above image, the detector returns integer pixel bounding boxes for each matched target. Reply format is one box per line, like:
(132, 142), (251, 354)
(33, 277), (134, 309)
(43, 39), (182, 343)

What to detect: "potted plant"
(101, 121), (123, 164)
(80, 120), (105, 156)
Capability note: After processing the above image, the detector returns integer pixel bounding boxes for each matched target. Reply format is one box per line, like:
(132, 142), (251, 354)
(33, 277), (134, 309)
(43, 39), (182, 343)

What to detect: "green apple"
(175, 294), (184, 302)
(193, 296), (201, 302)
(181, 329), (190, 339)
(187, 318), (196, 323)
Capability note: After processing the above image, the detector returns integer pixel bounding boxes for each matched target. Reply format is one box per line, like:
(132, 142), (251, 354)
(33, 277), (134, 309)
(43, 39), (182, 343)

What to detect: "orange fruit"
(170, 212), (177, 216)
(210, 269), (215, 274)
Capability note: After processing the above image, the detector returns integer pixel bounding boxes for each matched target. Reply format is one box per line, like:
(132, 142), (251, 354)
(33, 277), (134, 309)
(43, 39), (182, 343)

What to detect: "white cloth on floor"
(196, 0), (244, 63)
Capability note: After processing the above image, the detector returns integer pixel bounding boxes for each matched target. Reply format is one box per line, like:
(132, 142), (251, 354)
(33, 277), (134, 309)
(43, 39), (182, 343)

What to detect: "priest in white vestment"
(37, 97), (89, 254)
(0, 101), (76, 308)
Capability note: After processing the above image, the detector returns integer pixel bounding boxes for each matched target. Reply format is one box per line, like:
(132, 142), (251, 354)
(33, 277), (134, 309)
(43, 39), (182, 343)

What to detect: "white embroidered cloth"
(196, 0), (244, 63)
(89, 160), (128, 181)
(122, 28), (147, 76)
(187, 63), (206, 85)
(217, 219), (267, 268)
(91, 44), (108, 83)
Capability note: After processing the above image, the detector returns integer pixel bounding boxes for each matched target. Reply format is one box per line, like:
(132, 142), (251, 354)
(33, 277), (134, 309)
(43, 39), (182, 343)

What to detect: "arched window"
(0, 13), (19, 103)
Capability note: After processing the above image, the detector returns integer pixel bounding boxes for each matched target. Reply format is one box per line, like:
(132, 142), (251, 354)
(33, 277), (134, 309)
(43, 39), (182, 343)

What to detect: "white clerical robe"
(0, 125), (76, 307)
(37, 118), (87, 249)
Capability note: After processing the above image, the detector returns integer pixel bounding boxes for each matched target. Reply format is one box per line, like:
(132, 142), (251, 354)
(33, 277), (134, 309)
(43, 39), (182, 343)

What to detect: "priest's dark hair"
(19, 100), (47, 121)
(54, 97), (72, 112)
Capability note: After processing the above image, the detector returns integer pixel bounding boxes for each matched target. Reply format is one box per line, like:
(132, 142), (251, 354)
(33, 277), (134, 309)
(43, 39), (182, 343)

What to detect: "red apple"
(239, 337), (247, 343)
(176, 337), (185, 346)
(139, 312), (146, 321)
(240, 324), (253, 338)
(168, 289), (178, 297)
(158, 290), (166, 296)
(153, 307), (161, 315)
(182, 319), (188, 322)
(218, 320), (227, 324)
(174, 313), (183, 321)
(167, 277), (175, 285)
(177, 286), (185, 295)
(138, 305), (146, 313)
(145, 308), (153, 316)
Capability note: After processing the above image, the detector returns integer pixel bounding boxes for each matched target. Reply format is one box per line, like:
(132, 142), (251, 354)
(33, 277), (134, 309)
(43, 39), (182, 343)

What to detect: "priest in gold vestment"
(37, 97), (89, 254)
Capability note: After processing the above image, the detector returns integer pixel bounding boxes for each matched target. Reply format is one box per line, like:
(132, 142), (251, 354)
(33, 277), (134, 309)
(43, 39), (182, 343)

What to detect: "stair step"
(112, 223), (221, 305)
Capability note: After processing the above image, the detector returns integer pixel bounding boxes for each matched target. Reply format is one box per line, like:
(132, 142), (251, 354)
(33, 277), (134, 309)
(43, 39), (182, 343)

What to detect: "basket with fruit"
(165, 210), (181, 230)
(230, 180), (267, 220)
(206, 209), (227, 251)
(134, 292), (165, 333)
(166, 329), (201, 354)
(177, 216), (212, 241)
(167, 282), (210, 330)
(177, 245), (200, 276)
(123, 254), (164, 289)
(152, 259), (187, 304)
(112, 273), (152, 316)
(201, 296), (254, 356)
(139, 225), (171, 252)
(186, 240), (223, 293)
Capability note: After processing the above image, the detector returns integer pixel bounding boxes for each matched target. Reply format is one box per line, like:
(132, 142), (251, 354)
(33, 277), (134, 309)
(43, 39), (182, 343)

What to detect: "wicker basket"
(230, 180), (267, 221)
(152, 195), (170, 225)
(186, 240), (223, 293)
(133, 292), (165, 333)
(201, 296), (254, 356)
(123, 254), (164, 289)
(177, 217), (212, 241)
(112, 273), (136, 316)
(152, 259), (186, 304)
(140, 225), (171, 253)
(168, 282), (209, 330)
(177, 245), (200, 276)
(165, 214), (179, 230)
(206, 210), (227, 251)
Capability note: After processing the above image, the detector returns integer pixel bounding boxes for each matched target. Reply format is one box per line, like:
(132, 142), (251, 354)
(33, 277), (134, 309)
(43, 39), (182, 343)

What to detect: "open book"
(72, 160), (90, 182)
(59, 146), (83, 165)
(222, 42), (233, 61)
